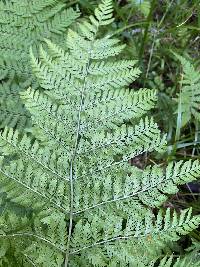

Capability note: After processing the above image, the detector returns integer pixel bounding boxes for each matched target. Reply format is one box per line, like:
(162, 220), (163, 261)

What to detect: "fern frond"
(69, 208), (200, 266)
(0, 82), (31, 130)
(79, 0), (114, 39)
(158, 252), (200, 267)
(174, 53), (200, 126)
(0, 0), (79, 80)
(0, 0), (80, 129)
(1, 1), (200, 266)
(0, 209), (66, 266)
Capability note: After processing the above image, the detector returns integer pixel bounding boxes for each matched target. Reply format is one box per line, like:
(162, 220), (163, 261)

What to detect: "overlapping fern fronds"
(0, 1), (200, 266)
(0, 0), (79, 130)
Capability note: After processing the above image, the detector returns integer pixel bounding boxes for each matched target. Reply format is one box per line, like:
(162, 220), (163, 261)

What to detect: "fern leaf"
(1, 1), (200, 266)
(174, 53), (200, 126)
(158, 253), (200, 267)
(0, 0), (79, 129)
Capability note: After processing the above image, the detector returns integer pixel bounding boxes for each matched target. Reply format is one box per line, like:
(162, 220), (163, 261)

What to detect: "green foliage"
(0, 0), (200, 266)
(158, 252), (200, 267)
(0, 0), (79, 130)
(128, 0), (151, 18)
(0, 82), (31, 129)
(175, 53), (200, 127)
(110, 0), (200, 140)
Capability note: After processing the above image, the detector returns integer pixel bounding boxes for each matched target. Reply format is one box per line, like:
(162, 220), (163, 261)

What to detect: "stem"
(139, 0), (157, 60)
(64, 57), (91, 266)
(109, 21), (148, 38)
(143, 32), (156, 87)
(175, 73), (183, 142)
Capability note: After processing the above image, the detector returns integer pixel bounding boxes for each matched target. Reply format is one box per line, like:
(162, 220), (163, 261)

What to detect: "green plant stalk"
(139, 0), (157, 60)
